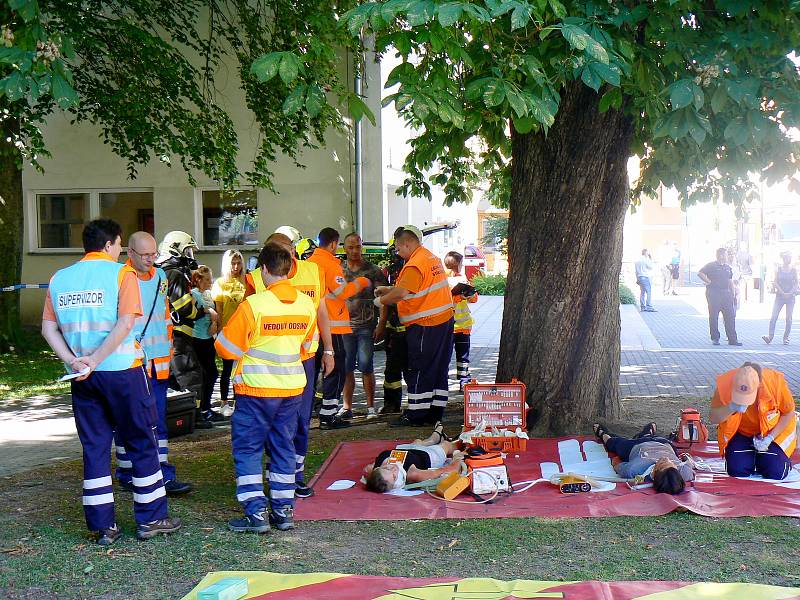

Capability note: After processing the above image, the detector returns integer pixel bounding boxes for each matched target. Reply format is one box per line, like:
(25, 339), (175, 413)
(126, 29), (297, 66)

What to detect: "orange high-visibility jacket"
(307, 248), (369, 334)
(713, 367), (798, 457)
(397, 246), (454, 327)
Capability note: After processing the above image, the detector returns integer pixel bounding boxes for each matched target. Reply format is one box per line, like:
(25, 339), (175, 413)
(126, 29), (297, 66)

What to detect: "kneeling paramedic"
(216, 242), (318, 532)
(710, 363), (798, 480)
(41, 219), (180, 545)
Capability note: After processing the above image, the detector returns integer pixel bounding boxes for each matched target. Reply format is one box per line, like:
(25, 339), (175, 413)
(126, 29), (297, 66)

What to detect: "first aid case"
(463, 379), (527, 452)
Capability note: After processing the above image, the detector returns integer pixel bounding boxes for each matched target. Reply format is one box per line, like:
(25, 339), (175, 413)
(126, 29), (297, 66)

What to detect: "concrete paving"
(4, 290), (799, 475)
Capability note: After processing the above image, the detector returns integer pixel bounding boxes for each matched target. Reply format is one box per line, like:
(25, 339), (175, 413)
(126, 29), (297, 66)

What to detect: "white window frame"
(27, 188), (154, 253)
(194, 186), (259, 251)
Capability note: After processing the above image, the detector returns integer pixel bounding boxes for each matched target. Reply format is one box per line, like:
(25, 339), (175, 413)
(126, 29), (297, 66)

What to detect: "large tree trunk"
(497, 81), (634, 436)
(0, 117), (25, 352)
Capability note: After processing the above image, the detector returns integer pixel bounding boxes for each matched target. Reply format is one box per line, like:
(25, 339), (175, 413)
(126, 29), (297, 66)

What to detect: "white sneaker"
(366, 407), (377, 419)
(221, 404), (234, 418)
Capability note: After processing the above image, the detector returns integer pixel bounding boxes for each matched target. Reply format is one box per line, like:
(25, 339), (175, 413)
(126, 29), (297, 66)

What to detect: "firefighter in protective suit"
(155, 231), (215, 428)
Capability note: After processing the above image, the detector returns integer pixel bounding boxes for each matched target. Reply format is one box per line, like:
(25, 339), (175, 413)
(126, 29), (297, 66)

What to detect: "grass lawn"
(1, 420), (799, 600)
(0, 329), (69, 401)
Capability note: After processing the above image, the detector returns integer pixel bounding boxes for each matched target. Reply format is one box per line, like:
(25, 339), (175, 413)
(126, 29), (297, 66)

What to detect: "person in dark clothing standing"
(763, 251), (798, 345)
(698, 247), (742, 346)
(156, 231), (214, 428)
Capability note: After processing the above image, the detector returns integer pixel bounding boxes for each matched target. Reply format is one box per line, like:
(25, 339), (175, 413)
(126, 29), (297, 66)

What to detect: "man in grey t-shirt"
(338, 233), (388, 419)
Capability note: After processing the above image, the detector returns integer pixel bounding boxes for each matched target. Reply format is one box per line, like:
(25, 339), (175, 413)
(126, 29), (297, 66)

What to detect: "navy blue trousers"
(232, 393), (301, 515)
(725, 432), (793, 480)
(454, 331), (471, 383)
(267, 357), (316, 485)
(115, 363), (177, 484)
(72, 367), (167, 531)
(318, 333), (347, 422)
(404, 319), (454, 424)
(604, 435), (675, 461)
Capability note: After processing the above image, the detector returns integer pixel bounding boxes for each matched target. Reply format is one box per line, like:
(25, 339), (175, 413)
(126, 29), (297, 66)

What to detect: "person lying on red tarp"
(593, 422), (694, 494)
(363, 423), (465, 493)
(710, 362), (798, 480)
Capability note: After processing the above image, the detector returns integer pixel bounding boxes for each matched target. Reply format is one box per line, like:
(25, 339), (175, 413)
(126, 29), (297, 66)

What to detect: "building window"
(37, 193), (89, 248)
(100, 191), (155, 237)
(201, 189), (258, 247)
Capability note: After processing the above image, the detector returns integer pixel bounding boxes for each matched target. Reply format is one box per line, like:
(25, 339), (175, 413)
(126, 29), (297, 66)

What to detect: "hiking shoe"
(164, 479), (193, 496)
(118, 480), (134, 492)
(269, 507), (294, 531)
(295, 482), (315, 498)
(228, 511), (270, 534)
(728, 341), (743, 346)
(97, 524), (122, 546)
(195, 418), (214, 429)
(379, 403), (401, 415)
(366, 407), (377, 420)
(136, 517), (182, 540)
(319, 416), (351, 430)
(336, 408), (353, 420)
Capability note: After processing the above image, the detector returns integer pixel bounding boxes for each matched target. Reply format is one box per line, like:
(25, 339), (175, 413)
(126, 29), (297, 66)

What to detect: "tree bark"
(0, 117), (25, 352)
(497, 81), (634, 436)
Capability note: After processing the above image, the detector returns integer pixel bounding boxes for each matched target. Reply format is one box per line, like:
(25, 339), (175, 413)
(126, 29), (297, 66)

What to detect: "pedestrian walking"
(114, 231), (193, 497)
(41, 219), (181, 545)
(211, 249), (247, 417)
(340, 232), (388, 419)
(698, 247), (741, 346)
(634, 249), (657, 312)
(375, 225), (454, 426)
(216, 242), (318, 533)
(763, 251), (798, 345)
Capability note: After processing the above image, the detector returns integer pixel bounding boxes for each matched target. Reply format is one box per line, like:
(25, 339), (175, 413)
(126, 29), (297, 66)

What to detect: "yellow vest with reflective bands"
(232, 289), (315, 394)
(288, 259), (322, 358)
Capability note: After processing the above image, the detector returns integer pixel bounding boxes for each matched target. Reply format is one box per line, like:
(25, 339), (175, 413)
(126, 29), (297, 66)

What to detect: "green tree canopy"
(333, 0), (800, 207)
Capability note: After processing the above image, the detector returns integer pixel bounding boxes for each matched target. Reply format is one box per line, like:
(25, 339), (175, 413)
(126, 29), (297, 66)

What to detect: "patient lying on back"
(363, 424), (464, 493)
(594, 422), (694, 494)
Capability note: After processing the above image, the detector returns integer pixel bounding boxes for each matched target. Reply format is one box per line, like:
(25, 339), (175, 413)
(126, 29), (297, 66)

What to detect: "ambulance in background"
(463, 244), (486, 281)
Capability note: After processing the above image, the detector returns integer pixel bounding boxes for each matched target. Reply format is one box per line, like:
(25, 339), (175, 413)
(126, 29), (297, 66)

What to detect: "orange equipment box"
(463, 379), (527, 453)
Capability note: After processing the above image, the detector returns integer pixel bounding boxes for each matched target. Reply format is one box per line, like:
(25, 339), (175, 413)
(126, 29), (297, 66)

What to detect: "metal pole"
(354, 53), (364, 237)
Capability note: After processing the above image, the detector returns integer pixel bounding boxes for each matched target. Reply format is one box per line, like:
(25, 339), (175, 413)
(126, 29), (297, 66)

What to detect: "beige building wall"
(19, 52), (383, 324)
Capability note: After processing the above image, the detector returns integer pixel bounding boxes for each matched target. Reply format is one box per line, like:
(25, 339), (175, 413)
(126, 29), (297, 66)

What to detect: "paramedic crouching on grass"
(710, 363), (798, 480)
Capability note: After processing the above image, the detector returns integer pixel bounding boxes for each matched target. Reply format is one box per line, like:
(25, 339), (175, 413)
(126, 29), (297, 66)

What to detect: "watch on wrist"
(323, 350), (334, 355)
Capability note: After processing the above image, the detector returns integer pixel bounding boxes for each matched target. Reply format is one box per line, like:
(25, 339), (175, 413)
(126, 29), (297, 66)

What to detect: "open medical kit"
(463, 379), (528, 452)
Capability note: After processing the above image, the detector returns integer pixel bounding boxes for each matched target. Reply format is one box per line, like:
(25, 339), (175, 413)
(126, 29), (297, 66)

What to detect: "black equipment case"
(166, 389), (196, 438)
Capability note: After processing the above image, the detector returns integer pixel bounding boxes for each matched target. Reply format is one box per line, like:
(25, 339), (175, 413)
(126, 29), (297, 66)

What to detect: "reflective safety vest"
(716, 368), (798, 457)
(229, 288), (315, 395)
(49, 257), (143, 372)
(248, 269), (267, 294)
(397, 246), (454, 326)
(288, 259), (322, 358)
(448, 274), (475, 332)
(133, 265), (171, 379)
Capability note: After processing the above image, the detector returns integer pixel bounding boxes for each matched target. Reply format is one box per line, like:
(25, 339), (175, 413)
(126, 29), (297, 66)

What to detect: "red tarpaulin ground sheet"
(182, 571), (800, 599)
(294, 437), (800, 521)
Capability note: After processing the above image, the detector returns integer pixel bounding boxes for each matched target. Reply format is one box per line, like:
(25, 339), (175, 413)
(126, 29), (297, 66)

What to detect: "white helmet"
(158, 231), (198, 258)
(274, 225), (301, 245)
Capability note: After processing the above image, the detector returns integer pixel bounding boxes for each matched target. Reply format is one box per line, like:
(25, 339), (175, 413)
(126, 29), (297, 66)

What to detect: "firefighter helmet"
(296, 237), (318, 260)
(274, 225), (302, 245)
(158, 231), (198, 258)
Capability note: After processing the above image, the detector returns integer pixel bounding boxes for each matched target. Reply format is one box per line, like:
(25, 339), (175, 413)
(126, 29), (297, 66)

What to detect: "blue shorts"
(343, 328), (375, 374)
